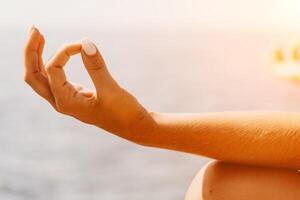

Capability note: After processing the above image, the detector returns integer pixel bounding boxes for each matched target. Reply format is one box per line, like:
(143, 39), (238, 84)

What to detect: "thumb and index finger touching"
(46, 38), (114, 98)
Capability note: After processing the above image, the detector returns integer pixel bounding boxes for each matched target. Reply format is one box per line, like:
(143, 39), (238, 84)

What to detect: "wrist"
(123, 110), (159, 145)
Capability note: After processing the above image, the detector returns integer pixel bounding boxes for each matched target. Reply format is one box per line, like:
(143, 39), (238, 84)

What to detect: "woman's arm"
(145, 111), (300, 169)
(24, 27), (300, 170)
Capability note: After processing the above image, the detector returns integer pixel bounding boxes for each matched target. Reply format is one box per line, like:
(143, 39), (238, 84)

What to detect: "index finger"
(46, 42), (81, 89)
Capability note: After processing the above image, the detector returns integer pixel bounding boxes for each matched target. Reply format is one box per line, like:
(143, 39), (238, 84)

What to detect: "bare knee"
(186, 160), (300, 200)
(185, 160), (219, 200)
(200, 161), (235, 200)
(186, 161), (262, 200)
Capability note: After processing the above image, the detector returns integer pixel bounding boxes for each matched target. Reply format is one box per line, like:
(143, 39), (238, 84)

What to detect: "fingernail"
(29, 25), (39, 34)
(82, 38), (97, 56)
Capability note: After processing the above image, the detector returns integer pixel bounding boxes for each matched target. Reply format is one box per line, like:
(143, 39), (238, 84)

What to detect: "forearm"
(140, 111), (300, 169)
(24, 28), (300, 170)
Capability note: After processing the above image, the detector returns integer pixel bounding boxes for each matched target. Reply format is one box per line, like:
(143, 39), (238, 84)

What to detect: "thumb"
(81, 38), (118, 94)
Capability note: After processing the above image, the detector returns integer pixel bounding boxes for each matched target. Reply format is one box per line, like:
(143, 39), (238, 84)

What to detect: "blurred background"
(1, 0), (300, 199)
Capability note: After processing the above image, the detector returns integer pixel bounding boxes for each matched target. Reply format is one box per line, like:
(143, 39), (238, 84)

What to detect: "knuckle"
(59, 43), (71, 54)
(24, 74), (32, 84)
(56, 101), (66, 113)
(56, 105), (65, 114)
(103, 90), (122, 106)
(56, 98), (72, 114)
(87, 58), (104, 70)
(54, 105), (62, 113)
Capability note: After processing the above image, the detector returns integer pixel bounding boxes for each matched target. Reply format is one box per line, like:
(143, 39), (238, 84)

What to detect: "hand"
(24, 27), (153, 142)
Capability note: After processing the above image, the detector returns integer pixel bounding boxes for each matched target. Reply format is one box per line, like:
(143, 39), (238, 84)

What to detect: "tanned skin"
(24, 27), (300, 199)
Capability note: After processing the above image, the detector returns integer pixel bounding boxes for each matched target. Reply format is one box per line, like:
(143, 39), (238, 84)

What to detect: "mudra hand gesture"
(24, 27), (153, 141)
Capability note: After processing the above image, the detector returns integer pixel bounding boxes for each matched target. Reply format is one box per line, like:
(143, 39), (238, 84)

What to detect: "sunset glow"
(1, 0), (300, 32)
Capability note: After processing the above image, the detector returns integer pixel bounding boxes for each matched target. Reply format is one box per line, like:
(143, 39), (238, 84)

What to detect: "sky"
(1, 0), (300, 32)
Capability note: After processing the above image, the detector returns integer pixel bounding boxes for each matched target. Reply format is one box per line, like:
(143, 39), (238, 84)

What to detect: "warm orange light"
(268, 42), (300, 83)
